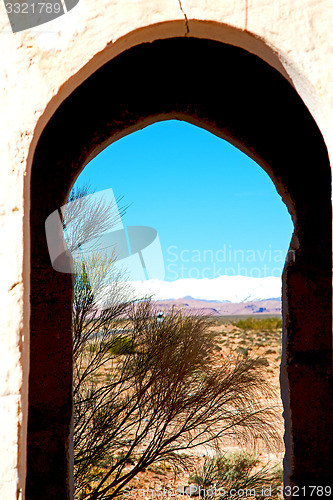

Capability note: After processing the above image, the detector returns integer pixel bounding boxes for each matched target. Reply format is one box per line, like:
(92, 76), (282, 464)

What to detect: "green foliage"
(233, 317), (282, 332)
(107, 336), (135, 355)
(86, 337), (135, 355)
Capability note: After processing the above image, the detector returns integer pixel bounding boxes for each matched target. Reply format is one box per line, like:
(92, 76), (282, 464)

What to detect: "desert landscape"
(75, 311), (284, 499)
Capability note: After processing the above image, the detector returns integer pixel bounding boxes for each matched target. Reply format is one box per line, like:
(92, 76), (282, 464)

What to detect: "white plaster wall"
(0, 0), (332, 497)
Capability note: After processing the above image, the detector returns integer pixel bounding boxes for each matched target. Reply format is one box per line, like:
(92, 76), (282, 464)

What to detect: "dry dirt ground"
(121, 318), (284, 499)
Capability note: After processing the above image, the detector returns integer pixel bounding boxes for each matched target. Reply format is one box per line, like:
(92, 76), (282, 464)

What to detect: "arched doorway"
(28, 37), (332, 498)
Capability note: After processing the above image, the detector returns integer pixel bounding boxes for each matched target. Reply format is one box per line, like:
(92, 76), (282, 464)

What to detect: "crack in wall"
(177, 0), (189, 36)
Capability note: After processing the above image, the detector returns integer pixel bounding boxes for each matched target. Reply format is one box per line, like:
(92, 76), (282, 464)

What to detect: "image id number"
(278, 486), (332, 497)
(5, 3), (63, 14)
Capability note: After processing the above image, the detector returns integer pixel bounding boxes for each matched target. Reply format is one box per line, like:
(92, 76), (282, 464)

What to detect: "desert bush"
(189, 451), (283, 499)
(233, 317), (282, 332)
(107, 336), (135, 355)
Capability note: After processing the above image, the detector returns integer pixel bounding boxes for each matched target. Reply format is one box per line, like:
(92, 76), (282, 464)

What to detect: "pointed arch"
(28, 34), (332, 498)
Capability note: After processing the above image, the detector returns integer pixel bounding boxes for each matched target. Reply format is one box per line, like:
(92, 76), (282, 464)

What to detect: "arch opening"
(28, 37), (332, 498)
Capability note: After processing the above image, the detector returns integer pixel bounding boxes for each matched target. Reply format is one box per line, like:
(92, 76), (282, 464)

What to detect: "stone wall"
(0, 1), (332, 498)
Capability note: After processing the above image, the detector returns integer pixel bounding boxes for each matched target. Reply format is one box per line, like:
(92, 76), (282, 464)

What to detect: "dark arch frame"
(28, 37), (332, 499)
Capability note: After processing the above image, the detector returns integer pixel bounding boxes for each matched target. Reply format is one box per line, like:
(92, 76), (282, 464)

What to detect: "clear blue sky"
(75, 119), (294, 281)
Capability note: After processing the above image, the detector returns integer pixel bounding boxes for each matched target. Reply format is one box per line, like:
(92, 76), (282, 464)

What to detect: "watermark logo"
(45, 188), (165, 282)
(165, 245), (295, 280)
(4, 0), (80, 33)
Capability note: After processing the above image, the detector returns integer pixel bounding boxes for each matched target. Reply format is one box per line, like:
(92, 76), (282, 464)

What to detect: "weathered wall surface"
(0, 0), (332, 498)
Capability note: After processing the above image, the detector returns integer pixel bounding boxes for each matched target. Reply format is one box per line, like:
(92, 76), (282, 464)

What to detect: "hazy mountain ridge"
(152, 297), (281, 316)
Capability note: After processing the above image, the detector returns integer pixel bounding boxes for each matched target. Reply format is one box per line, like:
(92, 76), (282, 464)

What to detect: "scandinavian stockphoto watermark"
(4, 0), (80, 33)
(166, 245), (296, 280)
(45, 188), (165, 282)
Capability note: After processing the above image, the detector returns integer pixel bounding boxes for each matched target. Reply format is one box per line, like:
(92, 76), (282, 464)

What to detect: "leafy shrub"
(107, 336), (135, 355)
(233, 317), (282, 332)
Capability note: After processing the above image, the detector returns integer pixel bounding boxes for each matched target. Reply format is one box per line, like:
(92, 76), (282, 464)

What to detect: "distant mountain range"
(151, 297), (281, 316)
(128, 275), (282, 303)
